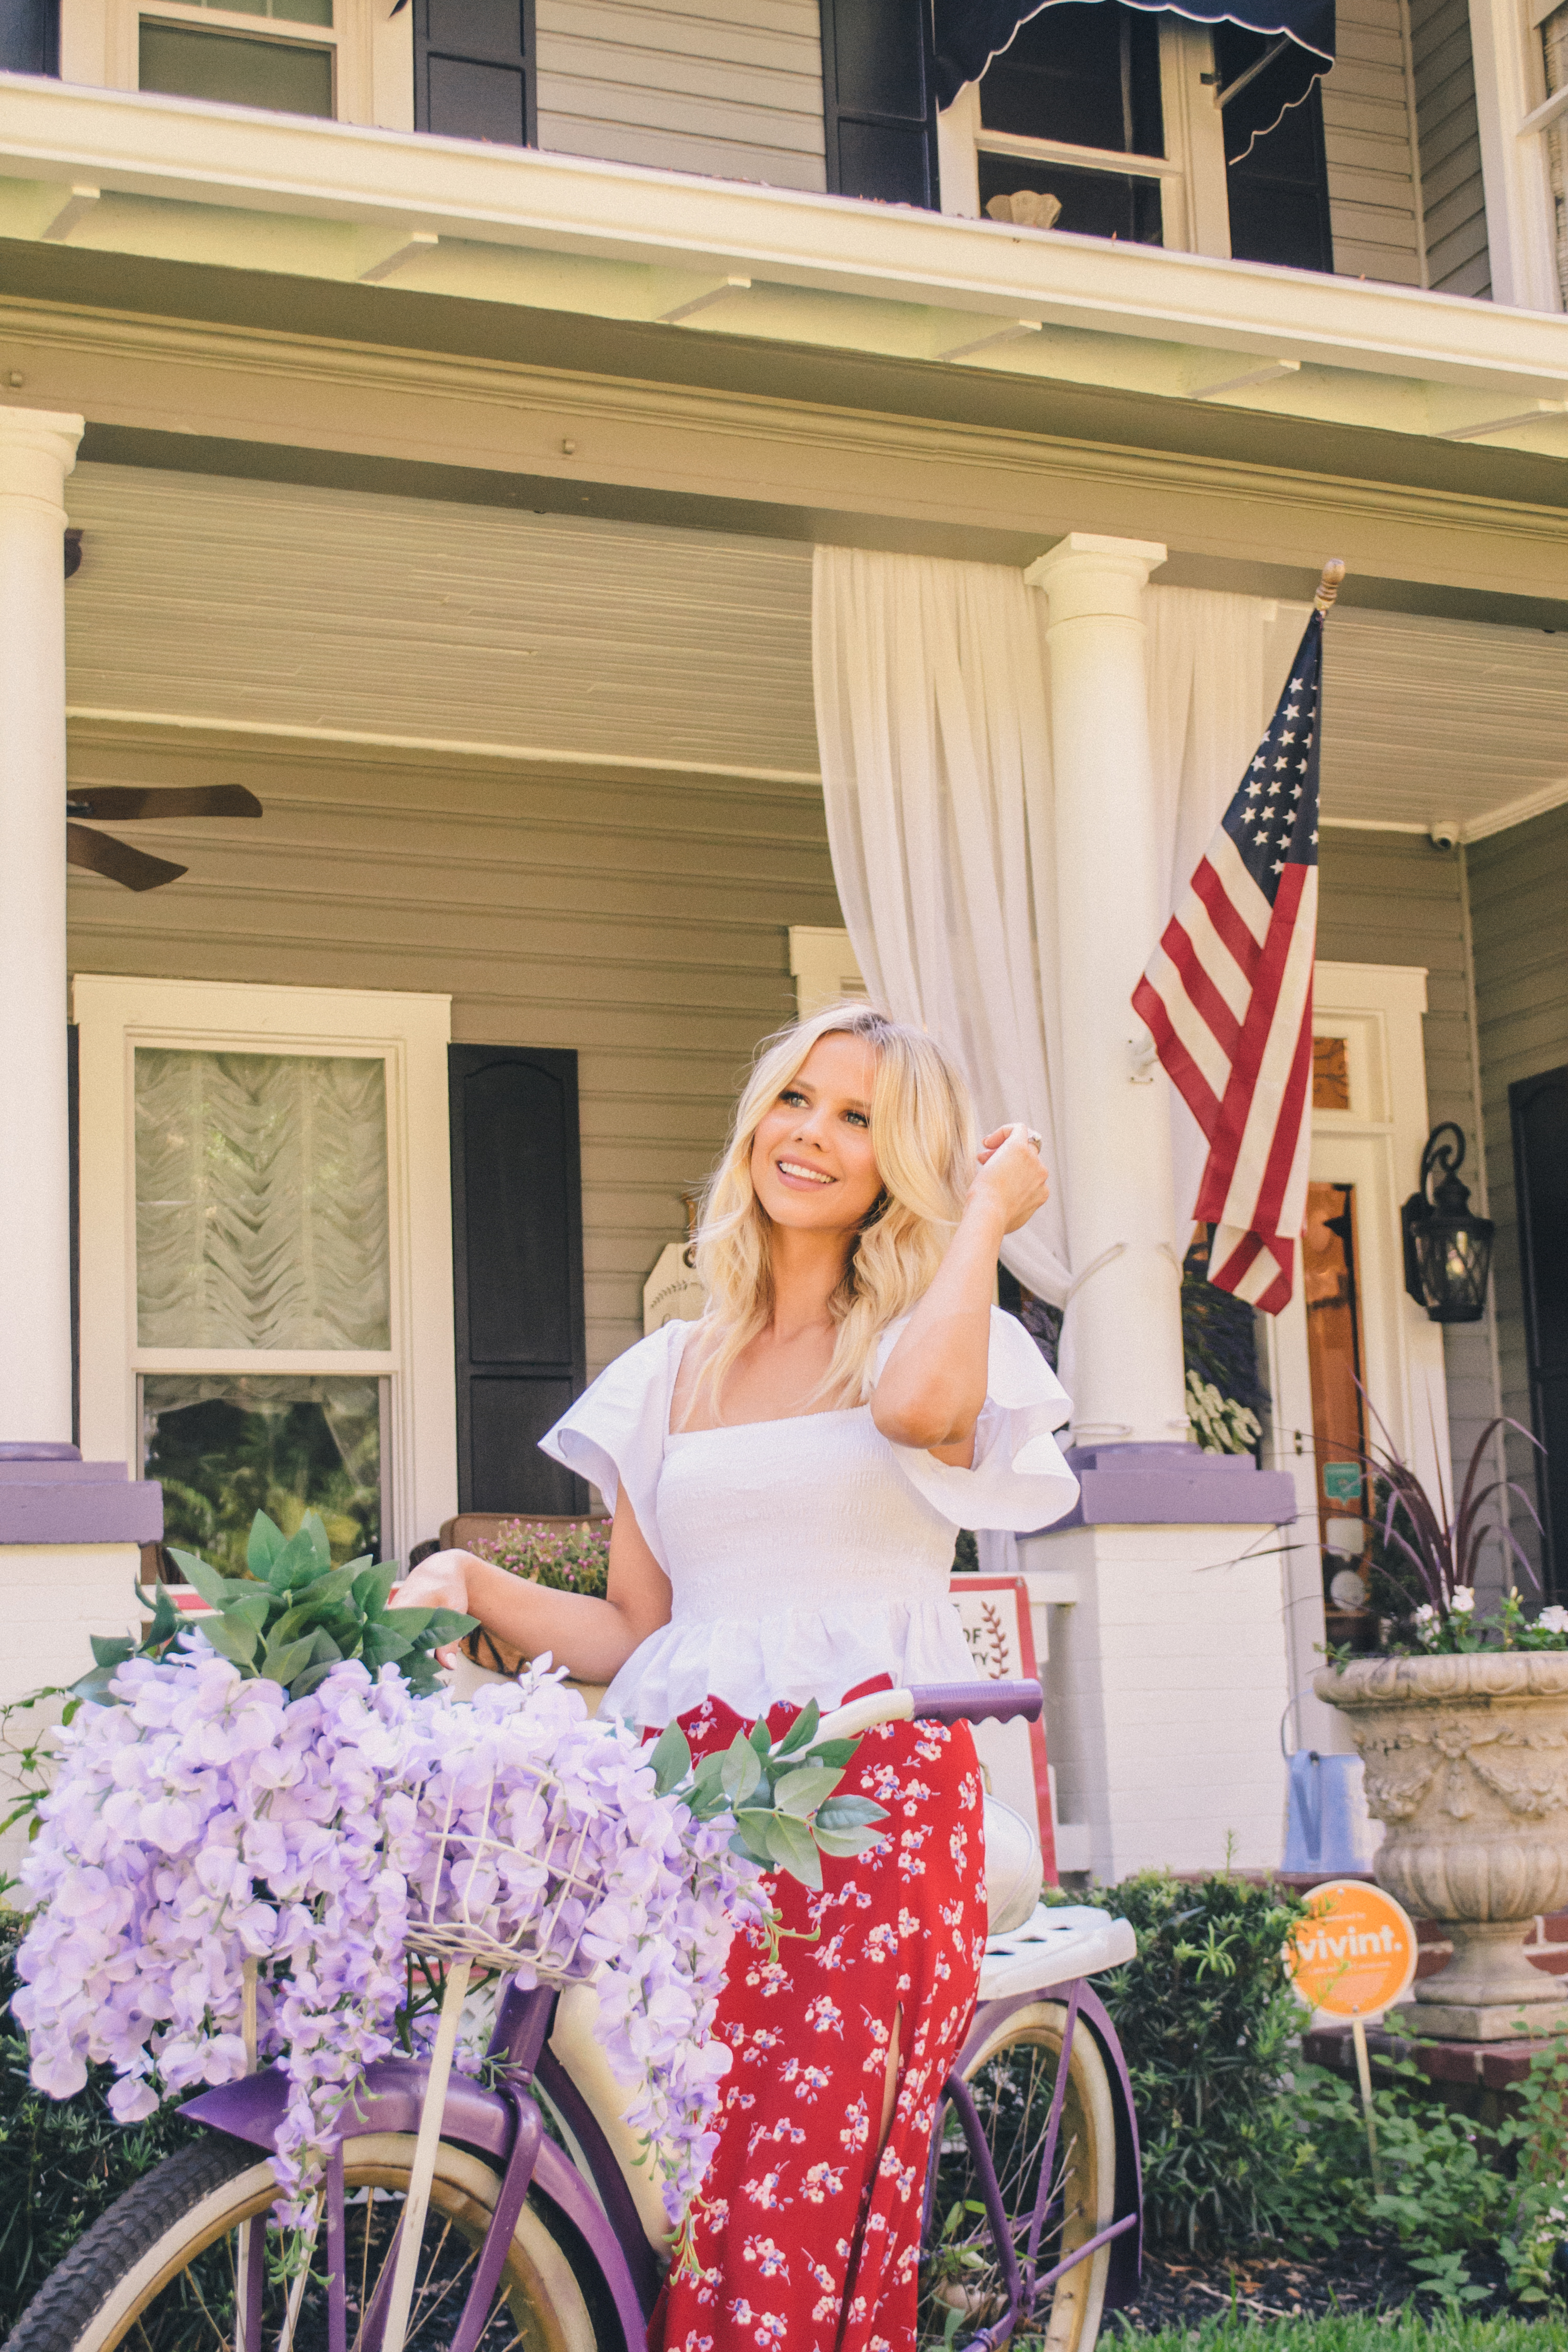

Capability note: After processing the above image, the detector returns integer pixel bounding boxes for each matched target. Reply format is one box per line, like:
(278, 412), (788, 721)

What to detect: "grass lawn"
(1109, 2321), (1568, 2350)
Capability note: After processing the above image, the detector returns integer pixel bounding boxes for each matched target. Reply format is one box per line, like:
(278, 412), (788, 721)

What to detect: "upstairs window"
(139, 0), (336, 114)
(975, 1), (1168, 242)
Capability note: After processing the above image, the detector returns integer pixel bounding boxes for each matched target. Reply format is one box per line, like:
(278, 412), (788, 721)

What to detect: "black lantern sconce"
(1401, 1122), (1494, 1323)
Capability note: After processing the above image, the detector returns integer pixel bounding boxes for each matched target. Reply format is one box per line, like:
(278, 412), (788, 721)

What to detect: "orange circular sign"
(1284, 1879), (1418, 2021)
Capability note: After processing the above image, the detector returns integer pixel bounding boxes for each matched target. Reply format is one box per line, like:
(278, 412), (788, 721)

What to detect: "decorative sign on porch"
(947, 1575), (1057, 1881)
(643, 1243), (705, 1335)
(1286, 1878), (1418, 2022)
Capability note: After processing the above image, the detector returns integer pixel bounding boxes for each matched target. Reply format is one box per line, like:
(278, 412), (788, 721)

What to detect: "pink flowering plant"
(12, 1513), (884, 2246)
(471, 1517), (611, 1599)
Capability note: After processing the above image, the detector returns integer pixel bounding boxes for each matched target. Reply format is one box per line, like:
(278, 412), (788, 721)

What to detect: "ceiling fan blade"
(65, 785), (263, 821)
(66, 823), (188, 892)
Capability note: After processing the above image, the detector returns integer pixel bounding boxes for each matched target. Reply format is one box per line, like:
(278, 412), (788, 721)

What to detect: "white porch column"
(1025, 532), (1187, 1446)
(0, 406), (83, 1444)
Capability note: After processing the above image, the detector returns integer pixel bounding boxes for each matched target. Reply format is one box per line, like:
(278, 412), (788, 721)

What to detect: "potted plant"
(1314, 1415), (1568, 2040)
(456, 1519), (613, 1713)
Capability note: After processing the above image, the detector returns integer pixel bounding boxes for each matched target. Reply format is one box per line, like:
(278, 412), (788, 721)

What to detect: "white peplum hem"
(601, 1596), (976, 1729)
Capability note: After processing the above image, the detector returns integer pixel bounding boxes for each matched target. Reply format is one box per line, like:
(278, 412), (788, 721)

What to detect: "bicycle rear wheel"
(919, 1999), (1118, 2352)
(7, 2128), (618, 2352)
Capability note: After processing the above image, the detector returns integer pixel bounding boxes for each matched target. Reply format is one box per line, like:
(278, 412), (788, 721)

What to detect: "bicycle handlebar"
(813, 1680), (1042, 1744)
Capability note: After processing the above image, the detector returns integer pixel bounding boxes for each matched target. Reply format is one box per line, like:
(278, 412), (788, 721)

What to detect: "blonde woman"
(394, 1004), (1078, 2352)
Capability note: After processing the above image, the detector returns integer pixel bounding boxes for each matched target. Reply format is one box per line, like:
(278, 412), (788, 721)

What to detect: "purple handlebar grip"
(906, 1680), (1043, 1726)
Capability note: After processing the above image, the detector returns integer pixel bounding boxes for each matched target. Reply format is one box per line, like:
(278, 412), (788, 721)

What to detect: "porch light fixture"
(1401, 1121), (1494, 1324)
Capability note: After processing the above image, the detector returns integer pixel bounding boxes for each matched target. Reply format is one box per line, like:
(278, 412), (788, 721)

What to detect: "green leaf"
(166, 1548), (234, 1608)
(288, 1563), (362, 1612)
(729, 1812), (776, 1865)
(89, 1634), (135, 1671)
(802, 1738), (859, 1770)
(647, 1722), (692, 1797)
(258, 1634), (316, 1686)
(269, 1529), (327, 1591)
(352, 1562), (398, 1621)
(360, 1624), (415, 1668)
(201, 1611), (260, 1668)
(763, 1812), (822, 1889)
(300, 1511), (333, 1569)
(146, 1583), (182, 1647)
(306, 1628), (342, 1667)
(748, 1718), (773, 1759)
(421, 1609), (477, 1646)
(719, 1736), (763, 1806)
(229, 1588), (273, 1636)
(773, 1766), (844, 1820)
(289, 1658), (336, 1698)
(813, 1822), (885, 1859)
(814, 1795), (886, 1831)
(68, 1664), (118, 1703)
(774, 1700), (820, 1757)
(247, 1511), (286, 1583)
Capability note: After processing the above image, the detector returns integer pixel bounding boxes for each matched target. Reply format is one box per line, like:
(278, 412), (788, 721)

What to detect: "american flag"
(1132, 605), (1326, 1314)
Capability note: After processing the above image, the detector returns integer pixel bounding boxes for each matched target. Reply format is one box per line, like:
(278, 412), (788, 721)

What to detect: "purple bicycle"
(8, 1681), (1141, 2352)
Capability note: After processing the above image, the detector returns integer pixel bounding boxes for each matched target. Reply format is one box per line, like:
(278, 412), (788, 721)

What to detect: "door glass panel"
(143, 1372), (383, 1573)
(139, 20), (333, 113)
(1304, 1180), (1373, 1645)
(135, 1048), (390, 1351)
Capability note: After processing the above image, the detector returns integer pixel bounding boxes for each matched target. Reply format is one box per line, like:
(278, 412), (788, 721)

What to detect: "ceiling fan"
(65, 785), (263, 891)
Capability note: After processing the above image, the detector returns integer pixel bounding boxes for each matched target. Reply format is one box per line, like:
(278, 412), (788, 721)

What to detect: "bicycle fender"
(182, 2062), (649, 2352)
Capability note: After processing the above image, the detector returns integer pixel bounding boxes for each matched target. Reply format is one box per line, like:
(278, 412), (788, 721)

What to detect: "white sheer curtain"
(135, 1049), (391, 1351)
(813, 547), (1073, 1304)
(813, 550), (1275, 1295)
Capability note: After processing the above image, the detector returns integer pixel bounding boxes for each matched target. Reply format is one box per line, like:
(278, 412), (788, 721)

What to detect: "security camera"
(1428, 821), (1459, 852)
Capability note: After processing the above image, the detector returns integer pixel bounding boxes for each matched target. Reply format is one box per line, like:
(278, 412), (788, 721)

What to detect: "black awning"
(935, 0), (1334, 124)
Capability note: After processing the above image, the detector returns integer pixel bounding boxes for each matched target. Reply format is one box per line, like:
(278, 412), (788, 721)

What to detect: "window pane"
(144, 1373), (382, 1574)
(139, 19), (333, 113)
(135, 1049), (390, 1351)
(977, 150), (1163, 244)
(979, 2), (1164, 158)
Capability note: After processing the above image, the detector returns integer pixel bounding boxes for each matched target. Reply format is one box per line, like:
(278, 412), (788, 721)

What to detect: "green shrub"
(1075, 1870), (1307, 2249)
(469, 1517), (611, 1598)
(0, 1916), (195, 2333)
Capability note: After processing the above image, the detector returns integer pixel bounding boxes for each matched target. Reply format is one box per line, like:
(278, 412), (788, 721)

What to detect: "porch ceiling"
(64, 462), (1568, 844)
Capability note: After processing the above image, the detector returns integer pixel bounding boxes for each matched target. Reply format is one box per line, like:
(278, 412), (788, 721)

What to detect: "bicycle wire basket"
(403, 1752), (608, 1983)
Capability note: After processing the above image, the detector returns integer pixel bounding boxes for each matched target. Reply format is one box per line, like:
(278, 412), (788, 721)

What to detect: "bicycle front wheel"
(919, 1998), (1118, 2352)
(7, 2127), (618, 2352)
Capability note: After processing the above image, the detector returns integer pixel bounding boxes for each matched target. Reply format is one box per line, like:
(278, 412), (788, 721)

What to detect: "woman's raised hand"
(389, 1549), (474, 1668)
(970, 1123), (1050, 1235)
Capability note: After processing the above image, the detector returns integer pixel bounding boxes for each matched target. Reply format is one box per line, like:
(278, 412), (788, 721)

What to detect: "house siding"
(1467, 804), (1568, 1591)
(63, 724), (843, 1395)
(534, 0), (828, 190)
(1322, 0), (1426, 285)
(1316, 829), (1498, 1553)
(1409, 0), (1491, 295)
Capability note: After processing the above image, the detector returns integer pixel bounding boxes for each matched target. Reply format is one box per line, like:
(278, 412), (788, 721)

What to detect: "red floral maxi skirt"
(653, 1683), (988, 2352)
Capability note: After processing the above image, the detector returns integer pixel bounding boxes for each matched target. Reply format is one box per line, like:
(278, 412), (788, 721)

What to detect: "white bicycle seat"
(977, 1904), (1137, 2003)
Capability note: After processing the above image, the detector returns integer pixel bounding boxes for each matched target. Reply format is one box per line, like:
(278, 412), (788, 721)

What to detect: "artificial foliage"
(15, 1641), (884, 2238)
(76, 1507), (475, 1704)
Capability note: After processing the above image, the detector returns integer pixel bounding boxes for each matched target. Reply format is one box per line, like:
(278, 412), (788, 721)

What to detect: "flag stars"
(1272, 859), (1287, 874)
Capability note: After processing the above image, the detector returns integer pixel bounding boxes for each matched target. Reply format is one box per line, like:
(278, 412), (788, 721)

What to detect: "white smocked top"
(537, 1308), (1079, 1729)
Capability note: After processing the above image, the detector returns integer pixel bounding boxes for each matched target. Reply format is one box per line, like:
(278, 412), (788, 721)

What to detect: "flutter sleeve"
(872, 1306), (1079, 1533)
(536, 1322), (687, 1574)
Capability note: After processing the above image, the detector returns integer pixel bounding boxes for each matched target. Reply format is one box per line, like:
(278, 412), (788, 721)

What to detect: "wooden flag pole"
(1315, 557), (1346, 614)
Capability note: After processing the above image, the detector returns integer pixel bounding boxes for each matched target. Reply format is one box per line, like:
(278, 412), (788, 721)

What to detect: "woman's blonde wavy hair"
(684, 1002), (978, 1423)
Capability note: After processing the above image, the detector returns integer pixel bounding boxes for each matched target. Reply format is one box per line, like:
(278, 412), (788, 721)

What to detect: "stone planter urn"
(1315, 1651), (1568, 2040)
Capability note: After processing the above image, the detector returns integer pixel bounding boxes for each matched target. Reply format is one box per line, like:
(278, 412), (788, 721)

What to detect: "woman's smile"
(774, 1157), (836, 1189)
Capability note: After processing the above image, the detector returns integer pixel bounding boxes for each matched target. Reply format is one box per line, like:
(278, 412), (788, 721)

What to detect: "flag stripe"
(1133, 968), (1224, 1137)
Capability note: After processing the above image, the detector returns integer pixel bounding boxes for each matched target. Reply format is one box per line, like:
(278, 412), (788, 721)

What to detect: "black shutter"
(820, 0), (941, 208)
(414, 0), (534, 148)
(449, 1044), (587, 1514)
(1511, 1065), (1568, 1599)
(0, 0), (58, 73)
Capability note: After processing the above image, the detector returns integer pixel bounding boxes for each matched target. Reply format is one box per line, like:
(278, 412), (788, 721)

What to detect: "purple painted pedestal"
(1050, 1441), (1297, 1529)
(0, 1442), (163, 1545)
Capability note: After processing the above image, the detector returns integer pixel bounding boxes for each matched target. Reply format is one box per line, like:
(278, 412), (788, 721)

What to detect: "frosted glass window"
(135, 1049), (390, 1351)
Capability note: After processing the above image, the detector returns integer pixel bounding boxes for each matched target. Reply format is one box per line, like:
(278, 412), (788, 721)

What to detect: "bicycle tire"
(920, 1998), (1118, 2352)
(7, 2126), (619, 2352)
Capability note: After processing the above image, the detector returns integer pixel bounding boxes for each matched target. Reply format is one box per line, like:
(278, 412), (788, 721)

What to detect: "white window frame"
(936, 21), (1232, 256)
(59, 0), (413, 128)
(1469, 0), (1563, 310)
(72, 974), (458, 1565)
